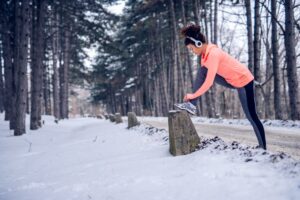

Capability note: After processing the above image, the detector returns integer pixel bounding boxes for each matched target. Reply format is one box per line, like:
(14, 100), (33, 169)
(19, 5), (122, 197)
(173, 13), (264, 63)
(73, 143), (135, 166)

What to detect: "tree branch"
(255, 73), (274, 87)
(259, 1), (285, 34)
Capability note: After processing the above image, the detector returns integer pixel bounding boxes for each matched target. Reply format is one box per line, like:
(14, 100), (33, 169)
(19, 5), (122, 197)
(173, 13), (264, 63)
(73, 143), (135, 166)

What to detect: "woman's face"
(187, 44), (203, 56)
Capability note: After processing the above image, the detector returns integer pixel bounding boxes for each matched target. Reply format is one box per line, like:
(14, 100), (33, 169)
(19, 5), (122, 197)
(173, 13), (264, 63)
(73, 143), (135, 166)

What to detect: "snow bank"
(0, 114), (299, 200)
(138, 116), (300, 129)
(194, 117), (300, 129)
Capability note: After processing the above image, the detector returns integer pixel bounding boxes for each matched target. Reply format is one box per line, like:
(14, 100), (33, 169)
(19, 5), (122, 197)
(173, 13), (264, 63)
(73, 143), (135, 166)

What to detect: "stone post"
(168, 110), (200, 156)
(115, 113), (123, 124)
(109, 114), (116, 122)
(127, 112), (140, 128)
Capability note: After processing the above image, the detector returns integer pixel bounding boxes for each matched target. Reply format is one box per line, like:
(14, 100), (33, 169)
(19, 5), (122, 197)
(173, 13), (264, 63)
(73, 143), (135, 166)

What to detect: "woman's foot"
(174, 102), (197, 115)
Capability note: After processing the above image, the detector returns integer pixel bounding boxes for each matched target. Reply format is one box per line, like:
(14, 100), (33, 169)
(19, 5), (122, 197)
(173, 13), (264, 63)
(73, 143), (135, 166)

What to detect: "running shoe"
(174, 102), (197, 115)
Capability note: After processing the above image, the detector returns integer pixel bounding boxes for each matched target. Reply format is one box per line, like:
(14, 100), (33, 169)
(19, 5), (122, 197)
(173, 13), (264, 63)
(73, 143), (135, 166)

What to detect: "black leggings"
(190, 66), (267, 150)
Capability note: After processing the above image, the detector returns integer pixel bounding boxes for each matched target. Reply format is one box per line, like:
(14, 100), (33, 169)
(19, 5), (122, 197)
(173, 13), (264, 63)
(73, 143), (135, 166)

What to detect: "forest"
(0, 0), (300, 136)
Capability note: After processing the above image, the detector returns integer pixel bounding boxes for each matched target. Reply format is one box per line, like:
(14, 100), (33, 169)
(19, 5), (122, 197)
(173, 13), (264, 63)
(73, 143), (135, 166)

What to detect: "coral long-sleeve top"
(192, 44), (254, 99)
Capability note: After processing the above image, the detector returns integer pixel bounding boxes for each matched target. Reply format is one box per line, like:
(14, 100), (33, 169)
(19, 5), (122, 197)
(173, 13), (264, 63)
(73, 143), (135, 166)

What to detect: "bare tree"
(30, 0), (47, 130)
(43, 63), (52, 115)
(0, 43), (4, 113)
(51, 7), (61, 120)
(60, 25), (71, 119)
(271, 0), (283, 119)
(245, 0), (254, 73)
(180, 0), (194, 90)
(264, 10), (273, 119)
(213, 0), (218, 44)
(1, 0), (14, 121)
(14, 0), (30, 135)
(169, 0), (184, 105)
(284, 0), (300, 120)
(253, 0), (264, 118)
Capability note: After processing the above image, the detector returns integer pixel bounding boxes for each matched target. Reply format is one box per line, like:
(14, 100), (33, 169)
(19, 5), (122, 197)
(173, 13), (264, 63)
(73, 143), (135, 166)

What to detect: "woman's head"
(181, 24), (207, 55)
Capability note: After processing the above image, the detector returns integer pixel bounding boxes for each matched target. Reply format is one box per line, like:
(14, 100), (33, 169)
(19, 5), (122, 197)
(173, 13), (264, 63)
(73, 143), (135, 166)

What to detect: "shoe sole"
(174, 104), (196, 115)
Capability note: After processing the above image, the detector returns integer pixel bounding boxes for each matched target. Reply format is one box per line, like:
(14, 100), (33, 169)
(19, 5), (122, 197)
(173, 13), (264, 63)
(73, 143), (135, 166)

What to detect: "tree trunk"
(10, 0), (21, 130)
(169, 23), (176, 106)
(181, 0), (194, 90)
(210, 0), (213, 42)
(282, 66), (289, 119)
(264, 20), (272, 119)
(14, 0), (30, 136)
(169, 0), (183, 104)
(213, 0), (218, 44)
(0, 43), (4, 112)
(253, 0), (263, 118)
(203, 0), (209, 41)
(60, 27), (71, 119)
(284, 0), (300, 120)
(202, 0), (215, 117)
(30, 0), (46, 130)
(245, 0), (254, 73)
(1, 1), (14, 122)
(52, 8), (60, 120)
(43, 63), (52, 115)
(220, 90), (226, 116)
(271, 0), (283, 119)
(158, 19), (169, 115)
(193, 0), (200, 25)
(64, 38), (70, 118)
(210, 0), (218, 118)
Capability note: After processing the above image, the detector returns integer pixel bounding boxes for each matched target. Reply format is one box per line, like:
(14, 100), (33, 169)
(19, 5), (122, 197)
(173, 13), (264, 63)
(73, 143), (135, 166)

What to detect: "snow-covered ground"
(137, 116), (300, 129)
(0, 114), (300, 200)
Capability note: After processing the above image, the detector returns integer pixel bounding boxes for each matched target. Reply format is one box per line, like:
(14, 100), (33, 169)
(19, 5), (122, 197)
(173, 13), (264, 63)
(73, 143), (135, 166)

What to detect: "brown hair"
(180, 24), (207, 46)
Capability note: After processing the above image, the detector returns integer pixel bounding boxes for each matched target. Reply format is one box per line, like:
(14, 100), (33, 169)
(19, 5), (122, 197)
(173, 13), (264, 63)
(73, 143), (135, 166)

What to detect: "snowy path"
(0, 115), (300, 200)
(137, 117), (300, 160)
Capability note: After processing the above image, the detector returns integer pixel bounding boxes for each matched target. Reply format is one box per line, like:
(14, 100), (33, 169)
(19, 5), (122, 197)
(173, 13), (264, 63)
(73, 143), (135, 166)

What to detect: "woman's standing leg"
(237, 81), (267, 149)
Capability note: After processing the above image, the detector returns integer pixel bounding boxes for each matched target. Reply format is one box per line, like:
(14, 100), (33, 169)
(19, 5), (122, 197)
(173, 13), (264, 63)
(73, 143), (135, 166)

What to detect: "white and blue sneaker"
(174, 102), (197, 115)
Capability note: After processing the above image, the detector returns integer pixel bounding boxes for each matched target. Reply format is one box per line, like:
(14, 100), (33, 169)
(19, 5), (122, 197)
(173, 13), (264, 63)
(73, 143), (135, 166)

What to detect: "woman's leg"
(237, 81), (267, 149)
(190, 68), (266, 149)
(190, 67), (207, 106)
(190, 66), (235, 106)
(214, 74), (236, 89)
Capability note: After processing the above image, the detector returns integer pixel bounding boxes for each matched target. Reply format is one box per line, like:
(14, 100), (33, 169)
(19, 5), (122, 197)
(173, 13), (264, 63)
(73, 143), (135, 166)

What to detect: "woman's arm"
(188, 50), (220, 99)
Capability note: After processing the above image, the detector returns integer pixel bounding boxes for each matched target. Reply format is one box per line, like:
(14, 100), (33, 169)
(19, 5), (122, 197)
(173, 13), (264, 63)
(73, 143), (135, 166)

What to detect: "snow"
(0, 114), (300, 200)
(194, 117), (300, 129)
(140, 16), (149, 22)
(105, 1), (126, 16)
(125, 76), (137, 84)
(168, 110), (179, 112)
(124, 83), (135, 89)
(138, 116), (300, 129)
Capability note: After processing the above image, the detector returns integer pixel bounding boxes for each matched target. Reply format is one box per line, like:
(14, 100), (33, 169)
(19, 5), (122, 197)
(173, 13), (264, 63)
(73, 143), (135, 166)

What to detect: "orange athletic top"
(192, 44), (254, 99)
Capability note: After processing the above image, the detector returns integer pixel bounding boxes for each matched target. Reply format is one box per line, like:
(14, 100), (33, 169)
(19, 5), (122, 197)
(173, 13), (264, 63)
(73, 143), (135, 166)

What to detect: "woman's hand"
(183, 93), (195, 102)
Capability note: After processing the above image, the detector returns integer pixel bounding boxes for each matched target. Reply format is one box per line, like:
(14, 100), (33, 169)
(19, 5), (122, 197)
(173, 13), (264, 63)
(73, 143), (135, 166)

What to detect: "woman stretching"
(175, 25), (267, 150)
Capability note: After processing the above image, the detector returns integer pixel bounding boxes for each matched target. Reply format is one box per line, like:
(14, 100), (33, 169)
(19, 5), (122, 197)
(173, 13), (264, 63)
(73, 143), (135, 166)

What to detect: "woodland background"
(0, 0), (299, 136)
